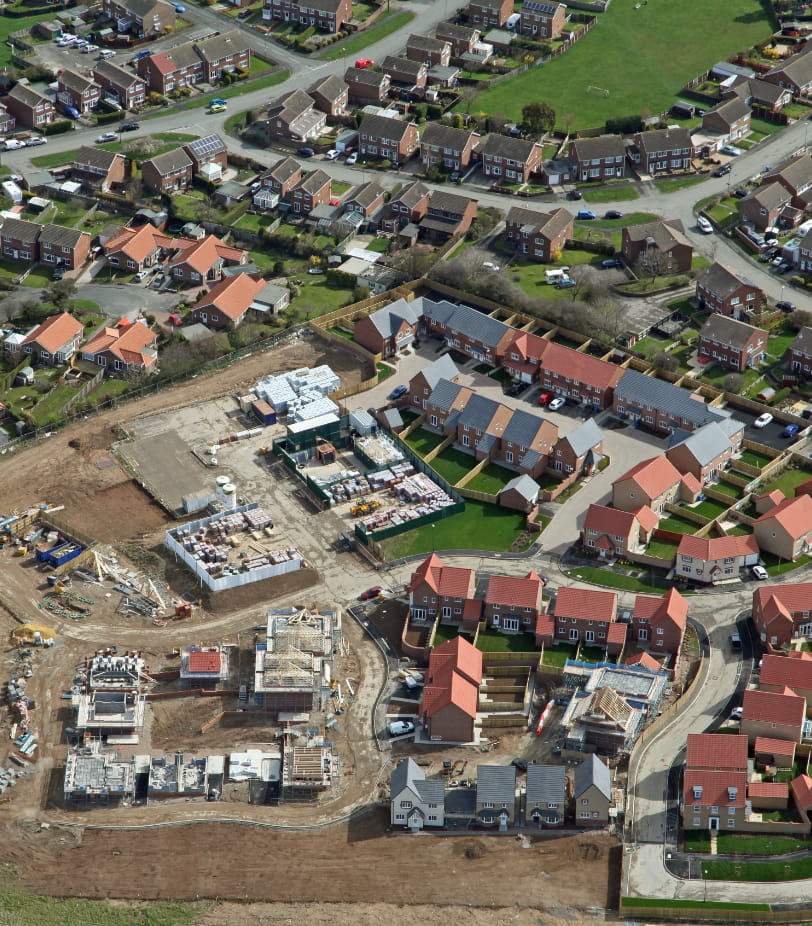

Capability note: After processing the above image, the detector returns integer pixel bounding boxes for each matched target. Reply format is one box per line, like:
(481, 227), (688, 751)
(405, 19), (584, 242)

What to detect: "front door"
(709, 817), (720, 831)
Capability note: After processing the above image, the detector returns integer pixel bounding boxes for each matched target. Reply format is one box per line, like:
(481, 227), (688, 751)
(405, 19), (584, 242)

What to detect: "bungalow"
(519, 1), (566, 38)
(358, 114), (420, 166)
(103, 223), (173, 272)
(675, 533), (760, 584)
(483, 571), (545, 633)
(570, 134), (626, 182)
(525, 764), (568, 826)
(573, 755), (613, 826)
(168, 234), (246, 285)
(80, 319), (158, 374)
(788, 327), (812, 377)
(344, 67), (390, 104)
(701, 97), (752, 147)
(478, 134), (544, 184)
(4, 82), (55, 129)
(545, 586), (626, 653)
(38, 224), (91, 271)
(761, 652), (812, 711)
(72, 146), (127, 193)
(102, 0), (176, 36)
(140, 148), (193, 193)
(738, 181), (793, 232)
(407, 553), (480, 628)
(581, 503), (659, 558)
(262, 0), (353, 32)
(342, 180), (386, 218)
(420, 636), (483, 743)
(420, 123), (479, 172)
(307, 74), (348, 116)
(19, 312), (83, 365)
(436, 21), (481, 57)
(420, 189), (478, 242)
(697, 314), (766, 372)
(754, 495), (812, 562)
(695, 262), (763, 320)
(503, 205), (573, 263)
(56, 69), (101, 114)
(390, 758), (445, 830)
(632, 127), (695, 174)
(259, 156), (302, 198)
(631, 588), (688, 655)
(91, 59), (147, 111)
(476, 764), (517, 828)
(407, 352), (460, 410)
(621, 218), (693, 274)
(290, 169), (332, 215)
(551, 418), (603, 476)
(741, 687), (806, 746)
(354, 296), (421, 358)
(534, 340), (623, 410)
(406, 34), (452, 67)
(421, 298), (514, 365)
(187, 274), (270, 330)
(753, 583), (812, 649)
(383, 56), (428, 88)
(265, 89), (326, 142)
(612, 455), (700, 513)
(379, 179), (430, 233)
(724, 75), (792, 113)
(613, 368), (730, 434)
(665, 419), (743, 485)
(762, 44), (812, 98)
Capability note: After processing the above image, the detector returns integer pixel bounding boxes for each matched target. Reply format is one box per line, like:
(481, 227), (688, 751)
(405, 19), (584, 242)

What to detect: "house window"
(483, 801), (494, 808)
(395, 813), (405, 821)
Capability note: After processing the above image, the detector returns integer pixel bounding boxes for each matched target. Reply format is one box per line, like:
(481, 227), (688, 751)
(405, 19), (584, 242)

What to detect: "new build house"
(675, 534), (760, 584)
(753, 583), (812, 649)
(612, 455), (700, 514)
(581, 503), (659, 558)
(420, 636), (483, 743)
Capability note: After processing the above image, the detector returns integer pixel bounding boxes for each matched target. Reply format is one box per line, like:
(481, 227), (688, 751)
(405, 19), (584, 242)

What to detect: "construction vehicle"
(350, 498), (382, 517)
(15, 545), (28, 557)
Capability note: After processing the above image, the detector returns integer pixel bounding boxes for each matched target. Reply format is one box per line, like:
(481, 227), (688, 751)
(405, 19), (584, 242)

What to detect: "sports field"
(471, 0), (772, 131)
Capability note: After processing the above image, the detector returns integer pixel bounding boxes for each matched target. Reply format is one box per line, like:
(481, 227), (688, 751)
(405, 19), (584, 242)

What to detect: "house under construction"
(254, 607), (342, 715)
(281, 731), (336, 802)
(73, 649), (150, 737)
(179, 645), (230, 689)
(142, 753), (225, 800)
(63, 742), (135, 805)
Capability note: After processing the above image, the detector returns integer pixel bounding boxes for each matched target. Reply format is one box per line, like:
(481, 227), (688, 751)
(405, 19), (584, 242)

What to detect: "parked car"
(733, 187), (749, 198)
(697, 216), (713, 234)
(549, 397), (566, 411)
(298, 147), (315, 157)
(26, 136), (46, 146)
(355, 58), (374, 68)
(712, 164), (731, 177)
(133, 49), (152, 60)
(210, 98), (228, 106)
(778, 260), (793, 273)
(237, 7), (252, 16)
(576, 209), (596, 220)
(753, 412), (774, 428)
(120, 122), (139, 132)
(481, 261), (499, 271)
(556, 278), (576, 289)
(604, 210), (623, 220)
(387, 384), (408, 400)
(3, 139), (25, 150)
(566, 189), (582, 200)
(172, 2), (185, 10)
(506, 382), (524, 397)
(782, 423), (801, 438)
(95, 132), (117, 143)
(388, 721), (415, 737)
(729, 632), (742, 649)
(359, 586), (382, 600)
(601, 258), (622, 269)
(751, 565), (768, 581)
(776, 300), (796, 312)
(346, 152), (358, 165)
(730, 706), (744, 720)
(720, 144), (743, 156)
(324, 148), (339, 160)
(537, 391), (554, 406)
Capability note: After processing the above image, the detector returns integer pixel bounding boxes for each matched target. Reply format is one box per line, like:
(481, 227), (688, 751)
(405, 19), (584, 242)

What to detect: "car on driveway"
(388, 384), (408, 400)
(388, 720), (415, 737)
(754, 412), (774, 429)
(734, 188), (749, 198)
(601, 258), (622, 269)
(576, 209), (596, 220)
(506, 382), (524, 397)
(537, 391), (554, 406)
(720, 145), (743, 156)
(566, 189), (582, 200)
(782, 423), (801, 438)
(605, 210), (622, 220)
(751, 565), (768, 581)
(777, 260), (793, 273)
(346, 151), (358, 165)
(730, 706), (744, 720)
(549, 397), (566, 411)
(324, 148), (339, 160)
(95, 132), (117, 143)
(697, 216), (713, 234)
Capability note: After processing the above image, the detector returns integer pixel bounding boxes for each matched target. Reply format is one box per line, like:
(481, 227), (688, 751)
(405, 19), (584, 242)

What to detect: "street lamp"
(431, 523), (436, 553)
(341, 46), (347, 72)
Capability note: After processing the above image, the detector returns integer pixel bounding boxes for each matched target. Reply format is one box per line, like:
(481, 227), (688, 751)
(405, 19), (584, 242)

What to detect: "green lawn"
(690, 498), (730, 519)
(646, 538), (679, 560)
(767, 323), (799, 359)
(712, 481), (741, 499)
(428, 446), (477, 486)
(402, 427), (447, 456)
(761, 552), (811, 577)
(289, 278), (353, 319)
(476, 628), (537, 653)
(433, 623), (467, 646)
(580, 185), (639, 203)
(233, 212), (280, 233)
(737, 449), (774, 468)
(656, 176), (707, 193)
(468, 0), (771, 130)
(760, 467), (812, 498)
(702, 854), (812, 882)
(541, 642), (579, 667)
(579, 644), (609, 662)
(466, 462), (516, 495)
(623, 898), (769, 912)
(565, 565), (672, 594)
(87, 378), (132, 405)
(321, 11), (415, 59)
(657, 515), (699, 534)
(685, 831), (809, 855)
(589, 212), (658, 229)
(382, 500), (529, 558)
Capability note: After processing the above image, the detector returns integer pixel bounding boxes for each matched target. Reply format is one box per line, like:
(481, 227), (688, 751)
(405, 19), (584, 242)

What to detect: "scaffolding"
(281, 731), (336, 802)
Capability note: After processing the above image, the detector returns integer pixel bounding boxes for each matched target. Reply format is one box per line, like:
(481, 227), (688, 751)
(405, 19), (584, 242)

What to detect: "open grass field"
(469, 0), (772, 130)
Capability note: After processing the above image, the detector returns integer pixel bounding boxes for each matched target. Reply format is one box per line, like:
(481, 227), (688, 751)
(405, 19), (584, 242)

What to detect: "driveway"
(725, 405), (796, 451)
(77, 283), (183, 319)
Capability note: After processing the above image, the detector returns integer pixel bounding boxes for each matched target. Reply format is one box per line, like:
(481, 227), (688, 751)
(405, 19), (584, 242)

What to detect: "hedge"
(43, 120), (73, 136)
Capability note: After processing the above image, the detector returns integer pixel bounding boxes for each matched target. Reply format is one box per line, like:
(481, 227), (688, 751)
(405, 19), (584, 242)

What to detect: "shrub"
(605, 115), (643, 135)
(43, 120), (72, 136)
(769, 387), (791, 405)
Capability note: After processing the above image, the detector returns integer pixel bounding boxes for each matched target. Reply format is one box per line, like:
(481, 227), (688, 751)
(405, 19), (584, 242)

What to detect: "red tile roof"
(683, 769), (747, 808)
(485, 571), (544, 609)
(192, 273), (266, 322)
(583, 504), (636, 539)
(756, 495), (812, 541)
(687, 733), (748, 770)
(421, 636), (483, 721)
(676, 533), (759, 562)
(755, 583), (812, 625)
(606, 622), (627, 646)
(21, 312), (83, 355)
(748, 781), (789, 800)
(535, 612), (555, 638)
(554, 586), (617, 623)
(792, 774), (812, 809)
(758, 489), (785, 508)
(625, 652), (661, 672)
(187, 649), (221, 673)
(145, 52), (176, 76)
(537, 340), (623, 391)
(613, 455), (684, 500)
(507, 330), (550, 365)
(754, 736), (797, 757)
(408, 554), (476, 600)
(103, 224), (178, 263)
(632, 588), (688, 632)
(742, 687), (805, 727)
(761, 653), (812, 692)
(428, 636), (482, 686)
(82, 320), (157, 369)
(633, 505), (660, 533)
(169, 234), (245, 276)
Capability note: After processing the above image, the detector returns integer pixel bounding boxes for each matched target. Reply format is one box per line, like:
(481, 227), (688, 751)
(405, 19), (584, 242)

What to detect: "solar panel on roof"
(188, 134), (224, 156)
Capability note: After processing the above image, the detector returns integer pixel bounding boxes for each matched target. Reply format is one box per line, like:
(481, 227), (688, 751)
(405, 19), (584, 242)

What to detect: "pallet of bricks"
(360, 472), (455, 531)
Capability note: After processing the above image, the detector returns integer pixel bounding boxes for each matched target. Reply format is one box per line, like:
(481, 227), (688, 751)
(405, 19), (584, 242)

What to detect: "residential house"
(343, 67), (390, 105)
(701, 97), (752, 147)
(697, 314), (766, 372)
(570, 134), (627, 182)
(140, 148), (193, 194)
(406, 34), (451, 67)
(306, 74), (348, 116)
(71, 146), (127, 193)
(631, 588), (688, 655)
(503, 205), (573, 263)
(0, 103), (14, 137)
(379, 179), (430, 233)
(525, 765), (567, 826)
(767, 154), (812, 208)
(290, 169), (331, 215)
(407, 352), (460, 410)
(194, 31), (251, 81)
(632, 127), (695, 174)
(420, 636), (483, 742)
(551, 418), (604, 476)
(753, 583), (812, 649)
(382, 56), (428, 88)
(573, 755), (612, 826)
(80, 319), (158, 375)
(612, 454), (700, 513)
(613, 368), (730, 434)
(38, 224), (91, 271)
(187, 274), (270, 330)
(183, 134), (228, 176)
(56, 69), (101, 114)
(621, 218), (693, 273)
(91, 59), (147, 110)
(136, 32), (249, 94)
(420, 189), (478, 242)
(738, 181), (793, 232)
(761, 652), (812, 711)
(762, 44), (812, 97)
(788, 327), (812, 377)
(478, 134), (544, 184)
(421, 298), (514, 365)
(755, 495), (812, 562)
(695, 262), (763, 320)
(501, 330), (550, 384)
(262, 0), (352, 32)
(19, 312), (83, 365)
(259, 156), (302, 198)
(4, 82), (55, 129)
(407, 553), (480, 629)
(436, 22), (481, 57)
(581, 503), (659, 558)
(466, 0), (513, 28)
(358, 114), (420, 166)
(354, 296), (421, 358)
(498, 473), (541, 512)
(754, 738), (796, 770)
(687, 732), (748, 771)
(102, 0), (176, 36)
(544, 586), (626, 653)
(420, 123), (479, 172)
(482, 571), (545, 633)
(423, 378), (475, 433)
(389, 758), (445, 829)
(726, 76), (792, 114)
(342, 180), (385, 217)
(519, 1), (566, 38)
(675, 533), (760, 584)
(265, 89), (326, 142)
(476, 765), (517, 828)
(665, 420), (744, 485)
(683, 768), (747, 831)
(534, 340), (623, 409)
(740, 687), (806, 746)
(103, 223), (173, 272)
(798, 229), (812, 273)
(0, 217), (40, 263)
(356, 263), (403, 295)
(168, 234), (247, 285)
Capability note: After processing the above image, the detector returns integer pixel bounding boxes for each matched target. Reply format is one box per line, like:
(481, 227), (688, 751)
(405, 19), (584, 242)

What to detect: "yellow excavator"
(350, 499), (382, 517)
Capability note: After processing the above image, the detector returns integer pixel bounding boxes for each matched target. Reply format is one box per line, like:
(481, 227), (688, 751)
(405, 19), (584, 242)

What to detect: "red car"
(537, 391), (554, 406)
(355, 58), (374, 68)
(359, 586), (382, 600)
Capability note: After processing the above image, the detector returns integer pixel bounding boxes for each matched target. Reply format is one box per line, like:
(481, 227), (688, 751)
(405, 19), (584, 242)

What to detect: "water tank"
(222, 484), (237, 510)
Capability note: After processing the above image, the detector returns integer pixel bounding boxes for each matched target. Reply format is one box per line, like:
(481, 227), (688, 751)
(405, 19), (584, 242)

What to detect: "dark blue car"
(388, 384), (408, 400)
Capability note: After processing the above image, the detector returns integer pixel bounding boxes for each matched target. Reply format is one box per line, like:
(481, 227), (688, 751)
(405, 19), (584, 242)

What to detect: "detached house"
(571, 134), (626, 182)
(4, 82), (55, 129)
(504, 205), (573, 263)
(675, 534), (760, 584)
(187, 273), (270, 330)
(183, 134), (228, 176)
(420, 123), (479, 172)
(382, 56), (428, 88)
(81, 319), (158, 375)
(265, 88), (326, 142)
(407, 553), (480, 629)
(519, 1), (566, 38)
(406, 34), (451, 67)
(420, 189), (478, 242)
(344, 67), (390, 104)
(753, 583), (812, 649)
(552, 418), (604, 475)
(476, 765), (517, 828)
(581, 503), (659, 558)
(738, 181), (793, 231)
(168, 234), (246, 284)
(466, 0), (513, 28)
(56, 69), (101, 114)
(91, 60), (146, 111)
(358, 114), (419, 166)
(631, 588), (688, 655)
(741, 687), (806, 746)
(701, 97), (751, 147)
(19, 312), (83, 365)
(698, 314), (766, 372)
(420, 636), (483, 742)
(768, 154), (812, 208)
(140, 148), (193, 193)
(632, 127), (695, 174)
(71, 146), (127, 193)
(260, 156), (301, 198)
(683, 768), (747, 831)
(573, 755), (613, 826)
(390, 758), (445, 830)
(482, 571), (545, 632)
(478, 134), (543, 184)
(621, 218), (692, 274)
(788, 327), (812, 377)
(755, 495), (812, 562)
(354, 296), (421, 358)
(696, 262), (763, 320)
(307, 74), (348, 116)
(762, 44), (812, 97)
(666, 419), (743, 485)
(103, 223), (173, 272)
(343, 180), (385, 218)
(525, 765), (567, 826)
(102, 0), (176, 36)
(612, 454), (700, 513)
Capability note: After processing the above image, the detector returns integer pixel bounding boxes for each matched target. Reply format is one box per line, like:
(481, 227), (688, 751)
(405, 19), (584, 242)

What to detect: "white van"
(134, 269), (148, 282)
(545, 267), (570, 285)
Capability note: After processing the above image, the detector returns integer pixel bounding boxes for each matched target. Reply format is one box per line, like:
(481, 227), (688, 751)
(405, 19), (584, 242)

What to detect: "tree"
(44, 278), (77, 309)
(460, 85), (480, 117)
(723, 373), (745, 393)
(653, 351), (678, 373)
(519, 101), (556, 138)
(789, 309), (812, 331)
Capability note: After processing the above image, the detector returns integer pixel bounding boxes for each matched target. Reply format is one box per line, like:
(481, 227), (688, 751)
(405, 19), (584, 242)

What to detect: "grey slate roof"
(790, 326), (812, 357)
(407, 33), (449, 52)
(390, 757), (445, 803)
(421, 122), (476, 152)
(571, 134), (625, 161)
(92, 59), (143, 89)
(561, 418), (603, 458)
(476, 764), (516, 803)
(359, 112), (415, 142)
(422, 298), (510, 349)
(345, 179), (385, 209)
(427, 188), (475, 216)
(526, 764), (567, 805)
(427, 377), (466, 413)
(457, 393), (501, 432)
(502, 407), (544, 447)
(344, 67), (389, 88)
(264, 156), (300, 185)
(296, 169), (331, 194)
(500, 474), (539, 502)
(393, 179), (430, 209)
(38, 223), (86, 249)
(381, 406), (403, 429)
(742, 181), (791, 211)
(365, 297), (420, 338)
(146, 147), (192, 175)
(699, 313), (763, 350)
(478, 133), (539, 162)
(420, 353), (460, 390)
(615, 369), (727, 428)
(73, 145), (122, 171)
(58, 69), (98, 94)
(669, 421), (737, 467)
(0, 217), (40, 243)
(697, 261), (758, 299)
(573, 754), (611, 800)
(195, 30), (246, 64)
